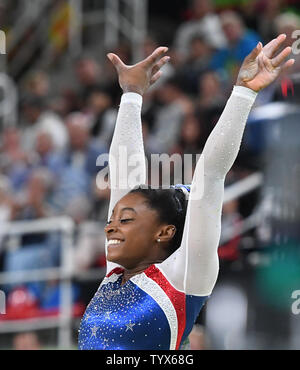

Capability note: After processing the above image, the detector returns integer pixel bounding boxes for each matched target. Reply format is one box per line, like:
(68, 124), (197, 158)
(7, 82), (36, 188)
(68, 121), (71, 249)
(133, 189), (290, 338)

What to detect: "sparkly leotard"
(78, 265), (206, 350)
(78, 87), (257, 350)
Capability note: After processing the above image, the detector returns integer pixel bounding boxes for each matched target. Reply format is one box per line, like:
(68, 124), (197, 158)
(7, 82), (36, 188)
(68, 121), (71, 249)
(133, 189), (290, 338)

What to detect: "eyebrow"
(112, 207), (137, 214)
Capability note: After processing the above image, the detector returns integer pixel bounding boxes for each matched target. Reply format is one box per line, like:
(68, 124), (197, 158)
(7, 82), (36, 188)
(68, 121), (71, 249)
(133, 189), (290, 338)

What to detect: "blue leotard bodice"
(78, 265), (207, 350)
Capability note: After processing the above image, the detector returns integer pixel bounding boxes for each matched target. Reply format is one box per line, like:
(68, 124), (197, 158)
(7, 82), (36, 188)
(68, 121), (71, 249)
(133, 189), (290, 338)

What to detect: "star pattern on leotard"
(125, 321), (135, 332)
(104, 310), (112, 319)
(91, 325), (99, 338)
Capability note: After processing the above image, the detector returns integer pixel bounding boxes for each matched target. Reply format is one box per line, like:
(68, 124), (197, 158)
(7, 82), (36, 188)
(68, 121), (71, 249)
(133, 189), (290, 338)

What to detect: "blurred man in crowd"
(20, 96), (68, 152)
(211, 10), (260, 83)
(174, 0), (227, 61)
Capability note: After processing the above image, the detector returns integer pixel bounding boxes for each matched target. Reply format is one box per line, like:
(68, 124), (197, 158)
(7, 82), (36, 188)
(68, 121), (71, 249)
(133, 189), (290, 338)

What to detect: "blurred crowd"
(0, 0), (300, 347)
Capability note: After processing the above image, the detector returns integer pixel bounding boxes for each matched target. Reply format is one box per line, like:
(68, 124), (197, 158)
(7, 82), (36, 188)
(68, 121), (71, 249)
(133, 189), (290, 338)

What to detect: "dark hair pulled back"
(129, 185), (190, 254)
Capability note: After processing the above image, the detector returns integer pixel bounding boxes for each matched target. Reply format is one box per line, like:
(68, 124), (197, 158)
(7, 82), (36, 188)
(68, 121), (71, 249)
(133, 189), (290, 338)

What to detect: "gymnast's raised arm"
(105, 47), (170, 274)
(159, 34), (295, 296)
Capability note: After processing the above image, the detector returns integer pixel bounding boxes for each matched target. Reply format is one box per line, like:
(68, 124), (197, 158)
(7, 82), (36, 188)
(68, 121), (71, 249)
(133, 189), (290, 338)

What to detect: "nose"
(104, 221), (118, 234)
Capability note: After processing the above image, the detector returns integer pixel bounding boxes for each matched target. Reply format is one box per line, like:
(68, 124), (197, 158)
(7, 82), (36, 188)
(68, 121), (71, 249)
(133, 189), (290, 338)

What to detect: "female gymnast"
(78, 34), (294, 350)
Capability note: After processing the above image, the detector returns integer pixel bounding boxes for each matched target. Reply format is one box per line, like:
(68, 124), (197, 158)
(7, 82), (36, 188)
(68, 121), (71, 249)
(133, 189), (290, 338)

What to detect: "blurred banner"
(49, 0), (72, 53)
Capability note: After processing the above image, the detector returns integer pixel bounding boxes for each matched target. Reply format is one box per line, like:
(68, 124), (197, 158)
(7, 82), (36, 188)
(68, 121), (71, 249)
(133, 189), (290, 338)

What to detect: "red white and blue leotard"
(78, 87), (257, 350)
(78, 265), (207, 350)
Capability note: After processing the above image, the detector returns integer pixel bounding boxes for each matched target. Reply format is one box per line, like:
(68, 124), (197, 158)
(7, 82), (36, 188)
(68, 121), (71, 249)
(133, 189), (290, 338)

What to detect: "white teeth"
(108, 239), (122, 245)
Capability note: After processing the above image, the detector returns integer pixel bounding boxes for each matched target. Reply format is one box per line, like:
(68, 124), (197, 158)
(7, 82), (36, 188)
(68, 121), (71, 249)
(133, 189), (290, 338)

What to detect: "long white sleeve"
(105, 92), (146, 274)
(159, 86), (257, 296)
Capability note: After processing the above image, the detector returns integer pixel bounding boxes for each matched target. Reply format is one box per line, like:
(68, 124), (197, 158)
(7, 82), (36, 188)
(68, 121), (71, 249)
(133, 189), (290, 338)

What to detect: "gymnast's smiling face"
(104, 192), (168, 270)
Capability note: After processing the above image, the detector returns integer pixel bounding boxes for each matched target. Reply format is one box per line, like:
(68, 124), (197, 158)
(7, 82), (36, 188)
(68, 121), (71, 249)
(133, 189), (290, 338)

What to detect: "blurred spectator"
(20, 96), (68, 152)
(2, 169), (60, 298)
(194, 71), (226, 147)
(176, 35), (214, 95)
(74, 48), (129, 108)
(0, 127), (29, 190)
(23, 71), (50, 99)
(257, 0), (284, 42)
(170, 112), (204, 185)
(13, 332), (41, 350)
(64, 112), (107, 177)
(50, 112), (107, 215)
(149, 77), (194, 153)
(85, 87), (117, 143)
(238, 0), (260, 33)
(73, 177), (110, 272)
(0, 127), (27, 165)
(48, 88), (81, 117)
(73, 220), (106, 272)
(66, 196), (92, 225)
(32, 131), (65, 176)
(174, 0), (227, 61)
(211, 10), (260, 84)
(91, 175), (111, 223)
(75, 56), (103, 107)
(141, 118), (162, 159)
(197, 70), (226, 111)
(13, 168), (56, 221)
(171, 112), (204, 156)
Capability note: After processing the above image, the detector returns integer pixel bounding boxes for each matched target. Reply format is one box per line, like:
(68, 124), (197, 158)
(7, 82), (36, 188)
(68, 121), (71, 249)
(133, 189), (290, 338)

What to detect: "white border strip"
(131, 272), (178, 350)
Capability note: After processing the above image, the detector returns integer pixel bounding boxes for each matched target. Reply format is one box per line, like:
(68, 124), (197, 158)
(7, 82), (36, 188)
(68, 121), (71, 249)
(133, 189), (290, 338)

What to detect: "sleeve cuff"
(232, 85), (258, 102)
(121, 92), (143, 106)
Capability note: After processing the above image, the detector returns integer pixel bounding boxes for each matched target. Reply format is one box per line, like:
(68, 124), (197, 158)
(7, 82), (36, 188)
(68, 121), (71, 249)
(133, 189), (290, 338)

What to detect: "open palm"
(107, 47), (170, 95)
(237, 34), (295, 92)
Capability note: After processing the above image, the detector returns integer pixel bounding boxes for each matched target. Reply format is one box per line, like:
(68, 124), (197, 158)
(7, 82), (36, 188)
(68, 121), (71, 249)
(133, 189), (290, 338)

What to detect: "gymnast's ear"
(155, 225), (176, 244)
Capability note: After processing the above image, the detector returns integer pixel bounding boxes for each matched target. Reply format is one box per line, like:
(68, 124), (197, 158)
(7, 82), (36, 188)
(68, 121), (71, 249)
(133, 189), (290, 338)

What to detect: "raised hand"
(107, 47), (170, 96)
(236, 34), (295, 92)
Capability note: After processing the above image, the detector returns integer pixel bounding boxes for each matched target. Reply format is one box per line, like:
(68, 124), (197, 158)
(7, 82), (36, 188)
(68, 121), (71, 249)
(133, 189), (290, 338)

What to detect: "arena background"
(0, 0), (300, 350)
